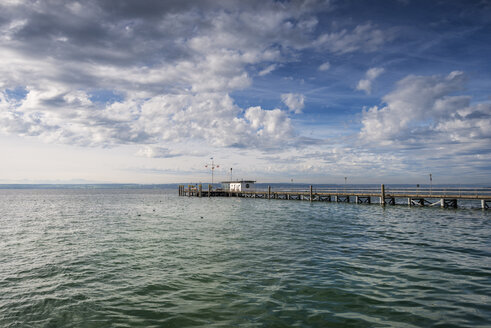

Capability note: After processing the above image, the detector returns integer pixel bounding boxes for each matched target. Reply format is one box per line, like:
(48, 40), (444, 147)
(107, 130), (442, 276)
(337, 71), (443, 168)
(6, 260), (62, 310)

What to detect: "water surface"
(0, 189), (490, 327)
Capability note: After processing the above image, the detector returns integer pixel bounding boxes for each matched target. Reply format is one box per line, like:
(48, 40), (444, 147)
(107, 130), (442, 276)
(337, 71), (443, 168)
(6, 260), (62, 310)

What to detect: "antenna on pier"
(205, 157), (220, 185)
(429, 173), (432, 195)
(230, 168), (233, 181)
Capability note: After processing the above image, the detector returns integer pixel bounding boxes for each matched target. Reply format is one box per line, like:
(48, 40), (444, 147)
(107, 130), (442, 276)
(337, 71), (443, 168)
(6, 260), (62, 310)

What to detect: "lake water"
(0, 189), (490, 327)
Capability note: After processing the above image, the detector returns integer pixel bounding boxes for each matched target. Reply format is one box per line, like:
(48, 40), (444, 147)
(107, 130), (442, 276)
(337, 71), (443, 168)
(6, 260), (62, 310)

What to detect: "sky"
(0, 0), (490, 184)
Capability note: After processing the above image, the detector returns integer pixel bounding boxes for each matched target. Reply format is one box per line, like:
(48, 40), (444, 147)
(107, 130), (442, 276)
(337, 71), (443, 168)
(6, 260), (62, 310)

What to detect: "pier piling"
(380, 184), (385, 205)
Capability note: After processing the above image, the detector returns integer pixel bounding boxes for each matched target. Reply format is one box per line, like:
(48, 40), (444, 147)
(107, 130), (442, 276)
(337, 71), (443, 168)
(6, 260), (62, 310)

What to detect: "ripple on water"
(0, 189), (490, 327)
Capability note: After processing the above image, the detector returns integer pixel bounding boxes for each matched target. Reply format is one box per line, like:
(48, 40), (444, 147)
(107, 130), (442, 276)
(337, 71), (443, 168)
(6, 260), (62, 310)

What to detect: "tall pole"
(429, 173), (432, 196)
(205, 157), (220, 186)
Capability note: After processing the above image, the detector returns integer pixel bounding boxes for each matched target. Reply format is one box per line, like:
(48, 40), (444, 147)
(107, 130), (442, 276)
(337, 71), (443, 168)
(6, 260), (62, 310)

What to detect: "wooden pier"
(178, 184), (491, 209)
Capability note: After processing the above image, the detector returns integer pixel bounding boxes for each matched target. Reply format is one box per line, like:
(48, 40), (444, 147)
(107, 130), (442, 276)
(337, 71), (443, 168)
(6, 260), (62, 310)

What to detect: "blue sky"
(0, 0), (490, 184)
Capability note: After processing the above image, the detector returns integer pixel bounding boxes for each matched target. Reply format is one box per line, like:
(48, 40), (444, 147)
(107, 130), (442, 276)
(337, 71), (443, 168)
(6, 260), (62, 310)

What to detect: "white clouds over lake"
(0, 0), (489, 183)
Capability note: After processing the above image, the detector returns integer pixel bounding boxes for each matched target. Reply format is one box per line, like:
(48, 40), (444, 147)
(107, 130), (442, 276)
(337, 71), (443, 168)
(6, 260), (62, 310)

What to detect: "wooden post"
(268, 186), (271, 199)
(310, 185), (313, 202)
(199, 184), (202, 198)
(208, 184), (211, 197)
(380, 184), (385, 205)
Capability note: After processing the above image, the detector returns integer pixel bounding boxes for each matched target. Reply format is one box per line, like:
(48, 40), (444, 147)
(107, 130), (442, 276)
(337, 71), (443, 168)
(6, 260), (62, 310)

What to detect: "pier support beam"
(268, 186), (271, 199)
(338, 196), (350, 203)
(199, 184), (202, 197)
(355, 196), (371, 204)
(354, 196), (369, 204)
(441, 199), (457, 208)
(482, 200), (490, 209)
(310, 185), (313, 202)
(410, 198), (426, 206)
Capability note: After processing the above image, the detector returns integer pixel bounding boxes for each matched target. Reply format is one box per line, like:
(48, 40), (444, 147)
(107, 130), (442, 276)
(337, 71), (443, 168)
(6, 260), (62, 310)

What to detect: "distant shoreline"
(0, 183), (489, 189)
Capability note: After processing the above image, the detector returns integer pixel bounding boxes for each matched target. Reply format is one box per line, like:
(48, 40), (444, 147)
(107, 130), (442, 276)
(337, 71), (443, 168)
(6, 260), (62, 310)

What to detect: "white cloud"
(1, 0), (25, 6)
(356, 67), (385, 94)
(281, 93), (305, 114)
(359, 71), (491, 154)
(315, 23), (391, 54)
(136, 146), (176, 158)
(366, 67), (385, 80)
(258, 64), (277, 76)
(244, 106), (294, 142)
(0, 1), (328, 151)
(318, 61), (330, 71)
(0, 87), (298, 150)
(0, 1), (397, 157)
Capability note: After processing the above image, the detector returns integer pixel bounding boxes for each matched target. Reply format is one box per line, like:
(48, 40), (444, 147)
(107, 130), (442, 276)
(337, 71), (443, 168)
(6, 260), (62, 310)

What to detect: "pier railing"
(240, 187), (491, 198)
(311, 187), (491, 197)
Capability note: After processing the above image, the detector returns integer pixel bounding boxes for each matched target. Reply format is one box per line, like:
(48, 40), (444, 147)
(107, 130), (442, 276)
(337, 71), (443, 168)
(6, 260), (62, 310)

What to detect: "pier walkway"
(178, 184), (491, 209)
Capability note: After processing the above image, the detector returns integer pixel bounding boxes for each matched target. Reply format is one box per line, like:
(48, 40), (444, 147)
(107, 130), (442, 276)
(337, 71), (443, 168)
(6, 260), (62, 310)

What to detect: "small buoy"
(137, 214), (141, 217)
(200, 216), (204, 218)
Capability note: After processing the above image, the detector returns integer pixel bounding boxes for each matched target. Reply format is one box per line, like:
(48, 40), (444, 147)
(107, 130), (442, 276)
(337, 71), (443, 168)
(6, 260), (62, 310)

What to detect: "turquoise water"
(0, 189), (490, 327)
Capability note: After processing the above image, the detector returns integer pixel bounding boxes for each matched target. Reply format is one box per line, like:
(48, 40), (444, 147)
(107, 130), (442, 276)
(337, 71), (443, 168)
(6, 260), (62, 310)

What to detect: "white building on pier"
(221, 180), (256, 192)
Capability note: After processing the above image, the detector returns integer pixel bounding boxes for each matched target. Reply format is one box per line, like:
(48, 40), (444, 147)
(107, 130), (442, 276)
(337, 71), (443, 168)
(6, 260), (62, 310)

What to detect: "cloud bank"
(360, 71), (491, 156)
(0, 0), (335, 150)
